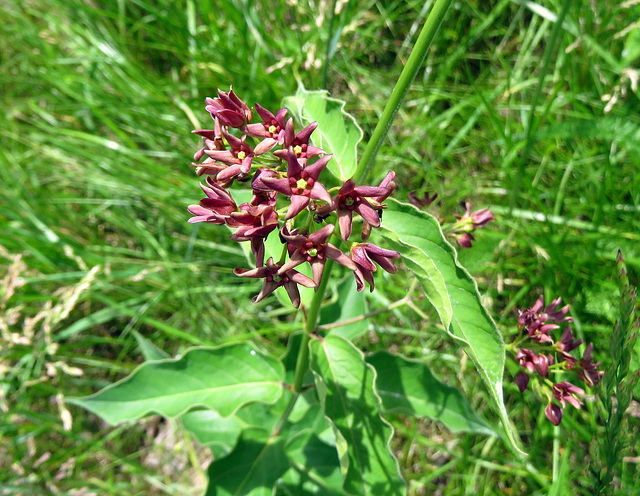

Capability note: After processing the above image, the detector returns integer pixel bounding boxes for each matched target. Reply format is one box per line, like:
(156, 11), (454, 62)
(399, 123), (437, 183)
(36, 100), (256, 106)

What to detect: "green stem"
(273, 257), (335, 435)
(353, 0), (453, 183)
(292, 257), (335, 392)
(278, 0), (454, 436)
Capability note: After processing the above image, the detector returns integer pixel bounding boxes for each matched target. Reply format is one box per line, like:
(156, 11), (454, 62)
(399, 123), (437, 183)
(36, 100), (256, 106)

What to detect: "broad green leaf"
(205, 428), (289, 496)
(320, 275), (369, 340)
(282, 87), (363, 181)
(132, 330), (170, 361)
(69, 344), (285, 424)
(276, 403), (342, 495)
(309, 334), (405, 495)
(180, 409), (242, 459)
(366, 352), (493, 435)
(277, 433), (343, 496)
(378, 199), (523, 455)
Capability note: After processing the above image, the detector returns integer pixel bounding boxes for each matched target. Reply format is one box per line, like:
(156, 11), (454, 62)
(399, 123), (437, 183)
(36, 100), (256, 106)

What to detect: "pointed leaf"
(309, 334), (405, 495)
(366, 352), (493, 435)
(282, 87), (363, 181)
(378, 199), (523, 455)
(69, 344), (285, 424)
(132, 331), (170, 361)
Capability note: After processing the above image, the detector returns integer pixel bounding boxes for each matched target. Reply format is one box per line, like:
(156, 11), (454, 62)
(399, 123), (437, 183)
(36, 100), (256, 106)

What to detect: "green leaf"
(132, 330), (170, 361)
(366, 352), (493, 435)
(276, 404), (343, 495)
(320, 275), (369, 340)
(309, 334), (405, 495)
(205, 428), (290, 496)
(69, 344), (285, 424)
(277, 433), (343, 496)
(180, 409), (242, 459)
(378, 199), (523, 455)
(282, 86), (363, 181)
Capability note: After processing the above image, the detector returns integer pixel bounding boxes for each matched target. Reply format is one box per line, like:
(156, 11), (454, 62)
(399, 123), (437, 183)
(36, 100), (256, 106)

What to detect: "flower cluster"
(409, 193), (495, 248)
(511, 296), (603, 425)
(188, 88), (400, 308)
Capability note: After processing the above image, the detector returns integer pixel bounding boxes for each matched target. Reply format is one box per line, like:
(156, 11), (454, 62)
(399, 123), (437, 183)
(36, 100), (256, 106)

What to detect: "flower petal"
(285, 195), (310, 220)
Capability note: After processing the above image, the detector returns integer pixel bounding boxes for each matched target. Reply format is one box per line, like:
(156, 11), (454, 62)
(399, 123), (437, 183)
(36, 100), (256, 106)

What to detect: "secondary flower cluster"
(511, 296), (603, 426)
(188, 88), (400, 308)
(409, 193), (495, 248)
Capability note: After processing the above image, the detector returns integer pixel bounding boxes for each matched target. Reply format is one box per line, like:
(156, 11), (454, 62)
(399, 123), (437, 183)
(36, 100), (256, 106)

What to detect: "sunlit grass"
(1, 0), (639, 494)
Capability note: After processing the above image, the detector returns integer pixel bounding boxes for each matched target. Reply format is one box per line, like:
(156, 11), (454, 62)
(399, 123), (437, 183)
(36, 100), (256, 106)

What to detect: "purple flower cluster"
(188, 88), (400, 307)
(512, 296), (603, 426)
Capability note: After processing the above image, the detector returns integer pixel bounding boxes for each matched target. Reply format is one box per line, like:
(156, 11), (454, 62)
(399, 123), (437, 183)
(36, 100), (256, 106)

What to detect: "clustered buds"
(188, 88), (400, 308)
(511, 296), (603, 425)
(409, 193), (495, 248)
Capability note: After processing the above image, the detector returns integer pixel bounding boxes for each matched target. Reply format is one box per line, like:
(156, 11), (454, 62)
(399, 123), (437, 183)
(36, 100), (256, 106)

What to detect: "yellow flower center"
(268, 125), (277, 134)
(344, 197), (355, 206)
(293, 145), (303, 155)
(307, 248), (318, 257)
(296, 178), (308, 190)
(237, 151), (246, 160)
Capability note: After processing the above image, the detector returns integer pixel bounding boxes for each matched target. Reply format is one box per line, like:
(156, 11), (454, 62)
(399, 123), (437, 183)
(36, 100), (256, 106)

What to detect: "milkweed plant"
(68, 3), (628, 495)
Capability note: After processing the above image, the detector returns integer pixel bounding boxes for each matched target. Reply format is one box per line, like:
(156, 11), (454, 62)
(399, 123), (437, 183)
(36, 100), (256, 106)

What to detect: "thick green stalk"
(292, 257), (336, 393)
(353, 0), (453, 183)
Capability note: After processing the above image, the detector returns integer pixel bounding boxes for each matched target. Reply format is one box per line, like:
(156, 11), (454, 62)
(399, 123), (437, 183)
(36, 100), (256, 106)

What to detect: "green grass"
(1, 0), (639, 494)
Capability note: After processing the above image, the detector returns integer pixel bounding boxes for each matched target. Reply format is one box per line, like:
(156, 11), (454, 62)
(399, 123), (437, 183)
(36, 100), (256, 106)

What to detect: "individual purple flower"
(228, 204), (279, 267)
(408, 191), (438, 209)
(192, 122), (225, 161)
(518, 296), (572, 344)
(249, 187), (277, 208)
(453, 232), (475, 248)
(191, 157), (233, 186)
(234, 258), (316, 308)
(350, 243), (401, 292)
(448, 203), (495, 248)
(187, 178), (237, 224)
(369, 171), (397, 205)
(278, 224), (357, 287)
(205, 131), (256, 183)
(515, 371), (529, 392)
(272, 119), (325, 164)
(260, 149), (333, 220)
(516, 349), (552, 376)
(552, 382), (584, 409)
(205, 88), (252, 128)
(332, 180), (388, 241)
(360, 171), (397, 240)
(545, 403), (563, 426)
(577, 343), (603, 387)
(454, 203), (495, 230)
(556, 327), (583, 367)
(244, 103), (288, 153)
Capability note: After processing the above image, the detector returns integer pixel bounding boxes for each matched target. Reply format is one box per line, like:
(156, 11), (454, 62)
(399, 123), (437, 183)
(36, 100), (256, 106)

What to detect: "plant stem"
(280, 0), (454, 436)
(292, 257), (335, 393)
(353, 0), (453, 184)
(274, 257), (336, 434)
